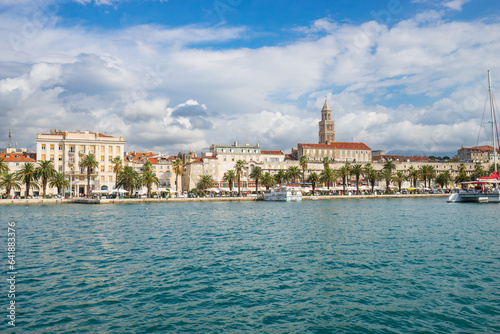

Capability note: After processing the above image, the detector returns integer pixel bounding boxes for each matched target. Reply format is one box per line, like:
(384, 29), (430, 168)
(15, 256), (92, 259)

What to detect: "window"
(50, 144), (54, 150)
(101, 165), (105, 172)
(109, 176), (112, 181)
(101, 155), (105, 162)
(42, 144), (46, 150)
(41, 154), (46, 160)
(108, 156), (112, 162)
(59, 167), (62, 172)
(59, 145), (63, 151)
(101, 176), (105, 181)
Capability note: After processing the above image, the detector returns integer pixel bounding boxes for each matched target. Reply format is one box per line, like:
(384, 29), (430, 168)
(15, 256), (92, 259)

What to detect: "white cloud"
(1, 5), (499, 156)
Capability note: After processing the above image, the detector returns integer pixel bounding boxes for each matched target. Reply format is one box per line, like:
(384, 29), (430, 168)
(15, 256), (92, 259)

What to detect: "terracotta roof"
(406, 156), (432, 162)
(298, 142), (371, 150)
(39, 131), (115, 138)
(285, 154), (296, 160)
(261, 150), (284, 155)
(0, 153), (36, 163)
(125, 151), (155, 163)
(463, 145), (500, 152)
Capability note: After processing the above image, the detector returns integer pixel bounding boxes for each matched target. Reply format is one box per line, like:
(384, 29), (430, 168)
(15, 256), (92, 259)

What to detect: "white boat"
(448, 70), (500, 203)
(263, 186), (302, 201)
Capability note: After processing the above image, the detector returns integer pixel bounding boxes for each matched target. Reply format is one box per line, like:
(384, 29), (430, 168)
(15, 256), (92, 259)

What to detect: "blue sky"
(1, 0), (500, 156)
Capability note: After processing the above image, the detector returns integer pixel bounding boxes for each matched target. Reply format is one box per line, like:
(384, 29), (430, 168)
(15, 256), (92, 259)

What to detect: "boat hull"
(263, 187), (302, 201)
(447, 192), (500, 203)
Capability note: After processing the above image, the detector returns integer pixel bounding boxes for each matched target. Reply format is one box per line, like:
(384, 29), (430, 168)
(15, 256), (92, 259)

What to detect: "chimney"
(234, 141), (238, 147)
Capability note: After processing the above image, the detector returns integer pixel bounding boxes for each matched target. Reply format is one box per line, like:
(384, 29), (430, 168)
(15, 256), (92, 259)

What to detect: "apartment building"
(36, 129), (125, 196)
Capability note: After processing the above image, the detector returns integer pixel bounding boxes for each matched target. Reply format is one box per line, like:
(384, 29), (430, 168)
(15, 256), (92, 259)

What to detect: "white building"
(36, 129), (125, 196)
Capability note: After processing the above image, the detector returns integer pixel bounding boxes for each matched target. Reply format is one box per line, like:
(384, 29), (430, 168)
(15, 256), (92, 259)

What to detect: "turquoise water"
(1, 198), (499, 333)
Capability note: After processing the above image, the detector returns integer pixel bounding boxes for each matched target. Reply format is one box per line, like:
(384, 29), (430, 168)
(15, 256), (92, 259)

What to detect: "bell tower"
(319, 99), (335, 144)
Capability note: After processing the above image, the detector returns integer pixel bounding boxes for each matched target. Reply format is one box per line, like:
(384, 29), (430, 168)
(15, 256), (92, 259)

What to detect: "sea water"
(1, 198), (499, 333)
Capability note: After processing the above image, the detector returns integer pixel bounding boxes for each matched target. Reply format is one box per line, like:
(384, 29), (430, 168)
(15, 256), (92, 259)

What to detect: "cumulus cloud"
(0, 4), (499, 156)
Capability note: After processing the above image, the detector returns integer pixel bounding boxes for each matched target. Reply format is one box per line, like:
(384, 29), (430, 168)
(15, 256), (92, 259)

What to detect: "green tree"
(380, 168), (393, 193)
(419, 165), (436, 188)
(286, 166), (302, 184)
(472, 162), (486, 180)
(0, 172), (21, 199)
(35, 160), (57, 198)
(338, 162), (351, 194)
(111, 157), (123, 189)
(322, 157), (330, 169)
(249, 166), (263, 193)
(49, 172), (69, 196)
(393, 171), (408, 192)
(320, 167), (336, 190)
(172, 158), (184, 193)
(79, 154), (99, 198)
(436, 171), (452, 189)
(16, 162), (38, 198)
(223, 170), (237, 192)
(307, 172), (320, 192)
(117, 165), (140, 195)
(234, 160), (246, 196)
(274, 169), (288, 185)
(364, 164), (378, 194)
(488, 163), (500, 174)
(0, 157), (8, 174)
(143, 160), (153, 173)
(142, 169), (160, 197)
(454, 171), (469, 185)
(350, 164), (363, 194)
(299, 155), (309, 185)
(408, 166), (419, 188)
(197, 174), (214, 190)
(261, 172), (276, 190)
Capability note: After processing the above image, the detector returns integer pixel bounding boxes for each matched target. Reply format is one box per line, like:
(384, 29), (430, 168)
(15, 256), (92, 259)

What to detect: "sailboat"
(448, 70), (500, 203)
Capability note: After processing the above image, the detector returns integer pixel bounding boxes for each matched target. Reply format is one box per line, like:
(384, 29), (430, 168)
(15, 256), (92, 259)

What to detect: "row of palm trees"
(199, 158), (496, 196)
(0, 154), (186, 199)
(0, 158), (70, 199)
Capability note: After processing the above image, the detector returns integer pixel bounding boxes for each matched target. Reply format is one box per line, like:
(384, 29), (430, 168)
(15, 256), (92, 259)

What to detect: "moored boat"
(448, 70), (500, 203)
(263, 186), (302, 201)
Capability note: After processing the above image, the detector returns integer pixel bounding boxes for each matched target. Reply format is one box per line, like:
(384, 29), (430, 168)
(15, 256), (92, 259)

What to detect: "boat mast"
(488, 70), (498, 174)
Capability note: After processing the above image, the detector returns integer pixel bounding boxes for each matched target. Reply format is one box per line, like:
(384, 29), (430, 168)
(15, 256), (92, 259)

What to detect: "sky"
(1, 0), (500, 156)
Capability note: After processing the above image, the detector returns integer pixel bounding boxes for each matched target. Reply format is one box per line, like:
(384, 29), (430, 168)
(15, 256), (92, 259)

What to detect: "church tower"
(319, 99), (335, 144)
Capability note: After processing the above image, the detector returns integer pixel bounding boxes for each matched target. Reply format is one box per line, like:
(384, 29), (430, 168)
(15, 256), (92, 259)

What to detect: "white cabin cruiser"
(263, 186), (302, 201)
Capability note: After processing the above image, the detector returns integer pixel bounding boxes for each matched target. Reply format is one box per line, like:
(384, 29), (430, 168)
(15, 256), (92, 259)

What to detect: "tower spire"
(318, 99), (335, 144)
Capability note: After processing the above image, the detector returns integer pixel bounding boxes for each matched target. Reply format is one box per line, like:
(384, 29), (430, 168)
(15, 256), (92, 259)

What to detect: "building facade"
(457, 145), (500, 163)
(0, 149), (37, 197)
(36, 129), (125, 196)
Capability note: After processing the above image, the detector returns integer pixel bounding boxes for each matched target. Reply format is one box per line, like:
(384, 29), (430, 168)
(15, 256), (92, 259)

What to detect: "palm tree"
(380, 168), (393, 193)
(117, 165), (140, 195)
(299, 155), (309, 185)
(472, 162), (485, 180)
(79, 154), (99, 198)
(49, 172), (69, 196)
(111, 157), (123, 189)
(142, 169), (160, 197)
(261, 172), (276, 190)
(408, 166), (419, 188)
(458, 163), (467, 174)
(382, 160), (397, 193)
(143, 160), (154, 173)
(286, 166), (301, 184)
(274, 169), (287, 185)
(16, 162), (38, 198)
(35, 160), (57, 198)
(172, 158), (184, 193)
(249, 166), (263, 193)
(419, 165), (436, 188)
(364, 165), (378, 193)
(436, 171), (452, 189)
(234, 160), (246, 196)
(350, 164), (363, 194)
(488, 163), (500, 174)
(322, 157), (330, 169)
(393, 171), (408, 192)
(197, 174), (213, 190)
(0, 172), (21, 199)
(223, 170), (237, 192)
(338, 162), (351, 194)
(320, 167), (336, 190)
(454, 171), (469, 185)
(307, 172), (320, 192)
(0, 157), (8, 174)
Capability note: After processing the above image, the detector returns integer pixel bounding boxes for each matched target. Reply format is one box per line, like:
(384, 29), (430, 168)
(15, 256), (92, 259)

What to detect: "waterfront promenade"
(0, 193), (448, 205)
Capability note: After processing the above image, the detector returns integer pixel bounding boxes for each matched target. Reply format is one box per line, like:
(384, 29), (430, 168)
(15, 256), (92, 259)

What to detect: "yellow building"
(36, 129), (125, 196)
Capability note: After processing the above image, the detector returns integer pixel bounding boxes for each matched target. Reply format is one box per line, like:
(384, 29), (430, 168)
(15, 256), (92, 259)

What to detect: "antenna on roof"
(8, 129), (13, 148)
